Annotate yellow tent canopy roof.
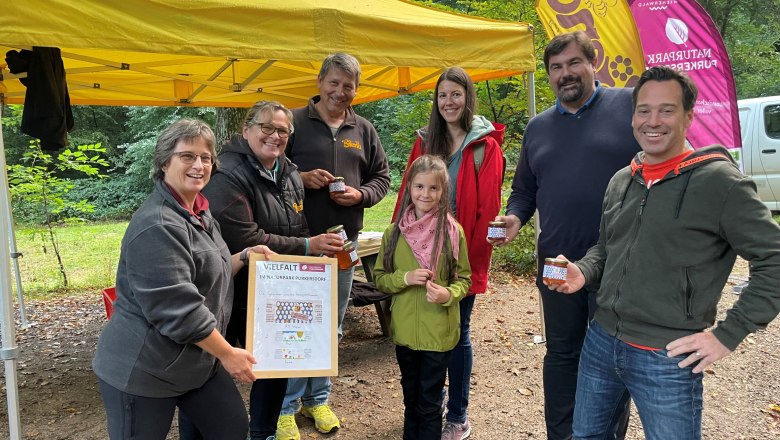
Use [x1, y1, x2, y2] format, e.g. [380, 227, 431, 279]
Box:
[0, 0, 535, 108]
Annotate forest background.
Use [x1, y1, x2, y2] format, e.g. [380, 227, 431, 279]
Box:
[3, 0, 780, 296]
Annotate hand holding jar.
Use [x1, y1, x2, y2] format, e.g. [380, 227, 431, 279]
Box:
[542, 254, 586, 294]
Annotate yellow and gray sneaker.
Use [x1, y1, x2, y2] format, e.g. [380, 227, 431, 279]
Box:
[275, 414, 300, 440]
[301, 404, 340, 433]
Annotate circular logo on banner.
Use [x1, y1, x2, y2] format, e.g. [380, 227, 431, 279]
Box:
[666, 18, 689, 45]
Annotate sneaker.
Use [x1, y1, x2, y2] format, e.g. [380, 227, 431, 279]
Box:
[301, 404, 341, 433]
[275, 414, 300, 440]
[441, 418, 471, 440]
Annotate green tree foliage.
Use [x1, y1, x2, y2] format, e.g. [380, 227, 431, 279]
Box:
[7, 140, 109, 287]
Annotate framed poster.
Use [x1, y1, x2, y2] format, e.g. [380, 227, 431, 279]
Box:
[246, 253, 338, 378]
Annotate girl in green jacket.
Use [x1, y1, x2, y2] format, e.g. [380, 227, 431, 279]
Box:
[374, 155, 471, 440]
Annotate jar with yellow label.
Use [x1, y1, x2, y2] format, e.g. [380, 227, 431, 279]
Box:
[542, 258, 568, 285]
[336, 240, 359, 270]
[329, 177, 346, 194]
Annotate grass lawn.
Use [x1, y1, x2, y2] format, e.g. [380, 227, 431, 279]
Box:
[11, 194, 398, 298]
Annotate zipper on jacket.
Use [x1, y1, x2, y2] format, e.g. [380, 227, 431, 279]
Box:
[684, 267, 695, 319]
[611, 183, 650, 340]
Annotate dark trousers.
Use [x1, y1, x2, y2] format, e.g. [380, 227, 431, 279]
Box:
[98, 366, 247, 440]
[539, 281, 630, 440]
[179, 377, 288, 440]
[395, 345, 452, 440]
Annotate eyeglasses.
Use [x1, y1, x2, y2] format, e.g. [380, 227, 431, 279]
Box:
[173, 151, 213, 166]
[257, 123, 291, 138]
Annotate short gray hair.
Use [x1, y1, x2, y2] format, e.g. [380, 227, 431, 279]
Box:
[152, 119, 217, 181]
[243, 100, 294, 133]
[319, 52, 361, 85]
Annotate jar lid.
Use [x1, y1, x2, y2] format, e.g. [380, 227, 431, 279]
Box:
[332, 176, 344, 182]
[544, 257, 568, 264]
[488, 221, 506, 227]
[327, 225, 344, 233]
[342, 240, 354, 250]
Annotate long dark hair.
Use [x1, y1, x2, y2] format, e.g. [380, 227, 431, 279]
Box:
[424, 67, 477, 158]
[383, 155, 457, 278]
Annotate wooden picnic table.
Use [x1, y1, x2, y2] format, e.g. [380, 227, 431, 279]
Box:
[355, 233, 391, 337]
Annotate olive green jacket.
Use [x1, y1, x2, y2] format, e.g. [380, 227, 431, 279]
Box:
[374, 224, 471, 352]
[577, 145, 780, 350]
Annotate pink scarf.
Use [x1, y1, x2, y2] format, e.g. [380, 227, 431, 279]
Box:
[398, 205, 460, 272]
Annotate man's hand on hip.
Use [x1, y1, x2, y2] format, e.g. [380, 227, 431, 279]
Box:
[666, 331, 733, 374]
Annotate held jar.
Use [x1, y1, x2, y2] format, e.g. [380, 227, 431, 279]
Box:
[326, 224, 349, 242]
[542, 258, 568, 285]
[487, 221, 507, 242]
[329, 177, 346, 194]
[336, 240, 359, 270]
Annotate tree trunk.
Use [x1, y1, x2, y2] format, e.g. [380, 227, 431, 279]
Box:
[214, 107, 247, 147]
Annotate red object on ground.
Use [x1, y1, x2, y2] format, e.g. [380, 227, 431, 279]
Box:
[102, 287, 116, 319]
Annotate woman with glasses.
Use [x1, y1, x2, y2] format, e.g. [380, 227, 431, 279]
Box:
[93, 119, 275, 439]
[195, 101, 344, 440]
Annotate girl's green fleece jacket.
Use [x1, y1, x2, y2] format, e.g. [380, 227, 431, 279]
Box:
[373, 224, 471, 352]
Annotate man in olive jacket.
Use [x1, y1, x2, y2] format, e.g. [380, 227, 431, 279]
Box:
[549, 66, 780, 440]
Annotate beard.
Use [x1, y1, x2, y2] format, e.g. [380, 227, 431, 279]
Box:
[555, 75, 585, 103]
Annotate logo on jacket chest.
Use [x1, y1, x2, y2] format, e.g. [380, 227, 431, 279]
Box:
[342, 139, 362, 150]
[293, 200, 304, 213]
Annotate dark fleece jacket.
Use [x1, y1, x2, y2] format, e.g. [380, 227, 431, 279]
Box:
[577, 145, 780, 350]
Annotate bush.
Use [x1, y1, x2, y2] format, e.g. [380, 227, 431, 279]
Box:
[491, 216, 537, 275]
[61, 176, 149, 221]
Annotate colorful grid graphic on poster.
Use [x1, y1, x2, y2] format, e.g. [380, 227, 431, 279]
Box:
[251, 259, 334, 372]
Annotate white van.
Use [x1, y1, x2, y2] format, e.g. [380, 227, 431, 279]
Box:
[738, 96, 780, 213]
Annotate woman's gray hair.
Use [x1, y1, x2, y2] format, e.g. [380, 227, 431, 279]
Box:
[319, 52, 361, 85]
[152, 119, 217, 181]
[243, 100, 294, 132]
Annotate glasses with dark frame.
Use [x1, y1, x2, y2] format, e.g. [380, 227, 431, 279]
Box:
[173, 151, 214, 166]
[257, 123, 292, 138]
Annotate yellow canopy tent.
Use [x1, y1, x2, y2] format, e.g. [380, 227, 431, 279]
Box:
[0, 1, 535, 439]
[0, 0, 534, 108]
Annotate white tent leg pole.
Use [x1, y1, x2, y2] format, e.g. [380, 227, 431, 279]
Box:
[1, 105, 24, 440]
[526, 71, 546, 344]
[6, 202, 28, 328]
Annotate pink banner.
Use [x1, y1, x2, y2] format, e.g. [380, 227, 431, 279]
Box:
[629, 0, 741, 149]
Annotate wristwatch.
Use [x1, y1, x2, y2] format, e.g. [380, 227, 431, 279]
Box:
[240, 248, 250, 264]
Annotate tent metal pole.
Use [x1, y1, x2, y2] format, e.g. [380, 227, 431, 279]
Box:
[526, 71, 546, 343]
[1, 104, 24, 440]
[6, 201, 28, 328]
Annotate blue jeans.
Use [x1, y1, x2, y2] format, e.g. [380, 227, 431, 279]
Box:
[574, 322, 703, 440]
[444, 293, 475, 424]
[280, 266, 354, 414]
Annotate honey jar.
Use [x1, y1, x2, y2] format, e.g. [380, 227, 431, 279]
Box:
[487, 221, 507, 242]
[542, 258, 568, 285]
[329, 177, 346, 193]
[326, 224, 348, 242]
[336, 240, 359, 270]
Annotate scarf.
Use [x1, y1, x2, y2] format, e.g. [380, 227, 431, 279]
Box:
[398, 205, 460, 273]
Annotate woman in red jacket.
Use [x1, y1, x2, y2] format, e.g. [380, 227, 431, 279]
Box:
[393, 67, 504, 440]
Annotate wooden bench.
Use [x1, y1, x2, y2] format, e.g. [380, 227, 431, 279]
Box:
[353, 234, 392, 337]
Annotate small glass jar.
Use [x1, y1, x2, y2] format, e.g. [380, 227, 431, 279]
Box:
[487, 221, 507, 242]
[329, 177, 346, 193]
[326, 224, 348, 242]
[542, 258, 568, 285]
[336, 240, 359, 270]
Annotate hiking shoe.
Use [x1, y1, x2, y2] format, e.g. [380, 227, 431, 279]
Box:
[441, 418, 471, 440]
[301, 404, 341, 433]
[275, 415, 300, 440]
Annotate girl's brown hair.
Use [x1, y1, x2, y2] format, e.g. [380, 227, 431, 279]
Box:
[383, 155, 457, 278]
